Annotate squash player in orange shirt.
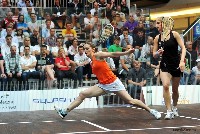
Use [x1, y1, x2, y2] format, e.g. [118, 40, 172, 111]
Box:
[54, 42, 161, 120]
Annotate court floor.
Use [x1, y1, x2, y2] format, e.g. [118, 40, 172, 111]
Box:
[0, 104, 200, 134]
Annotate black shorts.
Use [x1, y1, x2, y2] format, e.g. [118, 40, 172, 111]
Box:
[160, 62, 183, 77]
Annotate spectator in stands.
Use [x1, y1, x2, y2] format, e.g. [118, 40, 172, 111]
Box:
[16, 28, 24, 47]
[113, 13, 124, 30]
[133, 28, 145, 59]
[1, 35, 19, 58]
[12, 8, 21, 22]
[55, 47, 78, 89]
[52, 0, 66, 29]
[34, 37, 50, 56]
[17, 14, 29, 34]
[111, 21, 122, 36]
[62, 22, 77, 43]
[140, 36, 154, 59]
[36, 45, 56, 88]
[116, 5, 125, 20]
[21, 0, 35, 15]
[123, 13, 138, 35]
[20, 37, 34, 56]
[92, 24, 101, 49]
[1, 25, 19, 45]
[42, 13, 55, 29]
[120, 0, 129, 16]
[0, 0, 11, 21]
[191, 59, 200, 85]
[21, 46, 44, 90]
[68, 38, 79, 61]
[52, 37, 68, 58]
[67, 0, 84, 30]
[45, 28, 57, 49]
[90, 2, 100, 16]
[149, 20, 159, 39]
[118, 45, 135, 79]
[64, 34, 74, 49]
[0, 47, 6, 90]
[127, 60, 147, 99]
[30, 28, 39, 46]
[119, 27, 133, 48]
[84, 12, 94, 33]
[145, 45, 159, 85]
[42, 20, 51, 38]
[24, 7, 33, 23]
[1, 11, 17, 30]
[17, 0, 33, 7]
[28, 13, 39, 34]
[98, 0, 107, 8]
[4, 45, 22, 90]
[185, 41, 198, 69]
[102, 48, 117, 75]
[74, 45, 91, 86]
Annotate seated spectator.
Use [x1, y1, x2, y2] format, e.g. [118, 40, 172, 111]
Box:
[108, 36, 122, 68]
[27, 13, 39, 34]
[0, 47, 6, 90]
[42, 20, 52, 38]
[17, 14, 29, 34]
[4, 46, 22, 90]
[120, 0, 129, 16]
[118, 45, 135, 79]
[62, 22, 77, 43]
[74, 45, 91, 86]
[21, 0, 35, 15]
[20, 46, 44, 90]
[84, 11, 94, 39]
[52, 0, 66, 29]
[51, 37, 68, 58]
[149, 20, 159, 39]
[133, 28, 145, 59]
[1, 35, 19, 58]
[1, 11, 16, 30]
[127, 60, 147, 99]
[0, 0, 11, 22]
[20, 37, 35, 56]
[190, 59, 200, 85]
[123, 13, 138, 35]
[36, 45, 56, 88]
[102, 48, 117, 75]
[119, 27, 133, 48]
[68, 38, 79, 60]
[140, 36, 154, 59]
[90, 2, 100, 16]
[55, 47, 77, 89]
[34, 37, 50, 56]
[16, 28, 25, 46]
[41, 13, 55, 29]
[0, 25, 19, 46]
[67, 0, 84, 29]
[24, 7, 33, 23]
[114, 13, 124, 29]
[17, 0, 33, 7]
[12, 8, 21, 22]
[45, 28, 57, 50]
[30, 28, 39, 46]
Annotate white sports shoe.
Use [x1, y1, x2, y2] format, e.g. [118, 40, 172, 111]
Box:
[172, 107, 179, 116]
[150, 109, 161, 120]
[164, 111, 174, 120]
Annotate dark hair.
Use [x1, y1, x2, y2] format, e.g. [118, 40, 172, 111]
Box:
[78, 45, 84, 49]
[24, 45, 30, 49]
[18, 15, 24, 23]
[6, 35, 12, 38]
[41, 45, 47, 49]
[114, 36, 120, 40]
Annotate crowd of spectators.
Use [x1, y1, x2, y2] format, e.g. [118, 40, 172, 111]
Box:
[0, 0, 199, 98]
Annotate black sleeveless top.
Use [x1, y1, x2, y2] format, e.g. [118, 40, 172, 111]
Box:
[158, 31, 182, 76]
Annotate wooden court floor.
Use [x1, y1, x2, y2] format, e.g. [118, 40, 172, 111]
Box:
[0, 104, 200, 134]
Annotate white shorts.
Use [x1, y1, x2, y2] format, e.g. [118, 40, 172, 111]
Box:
[97, 78, 125, 93]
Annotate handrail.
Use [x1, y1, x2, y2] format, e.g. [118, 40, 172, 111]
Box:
[183, 17, 200, 37]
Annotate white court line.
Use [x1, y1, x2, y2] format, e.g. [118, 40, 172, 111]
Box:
[0, 123, 8, 125]
[81, 120, 110, 131]
[18, 122, 32, 124]
[42, 121, 55, 123]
